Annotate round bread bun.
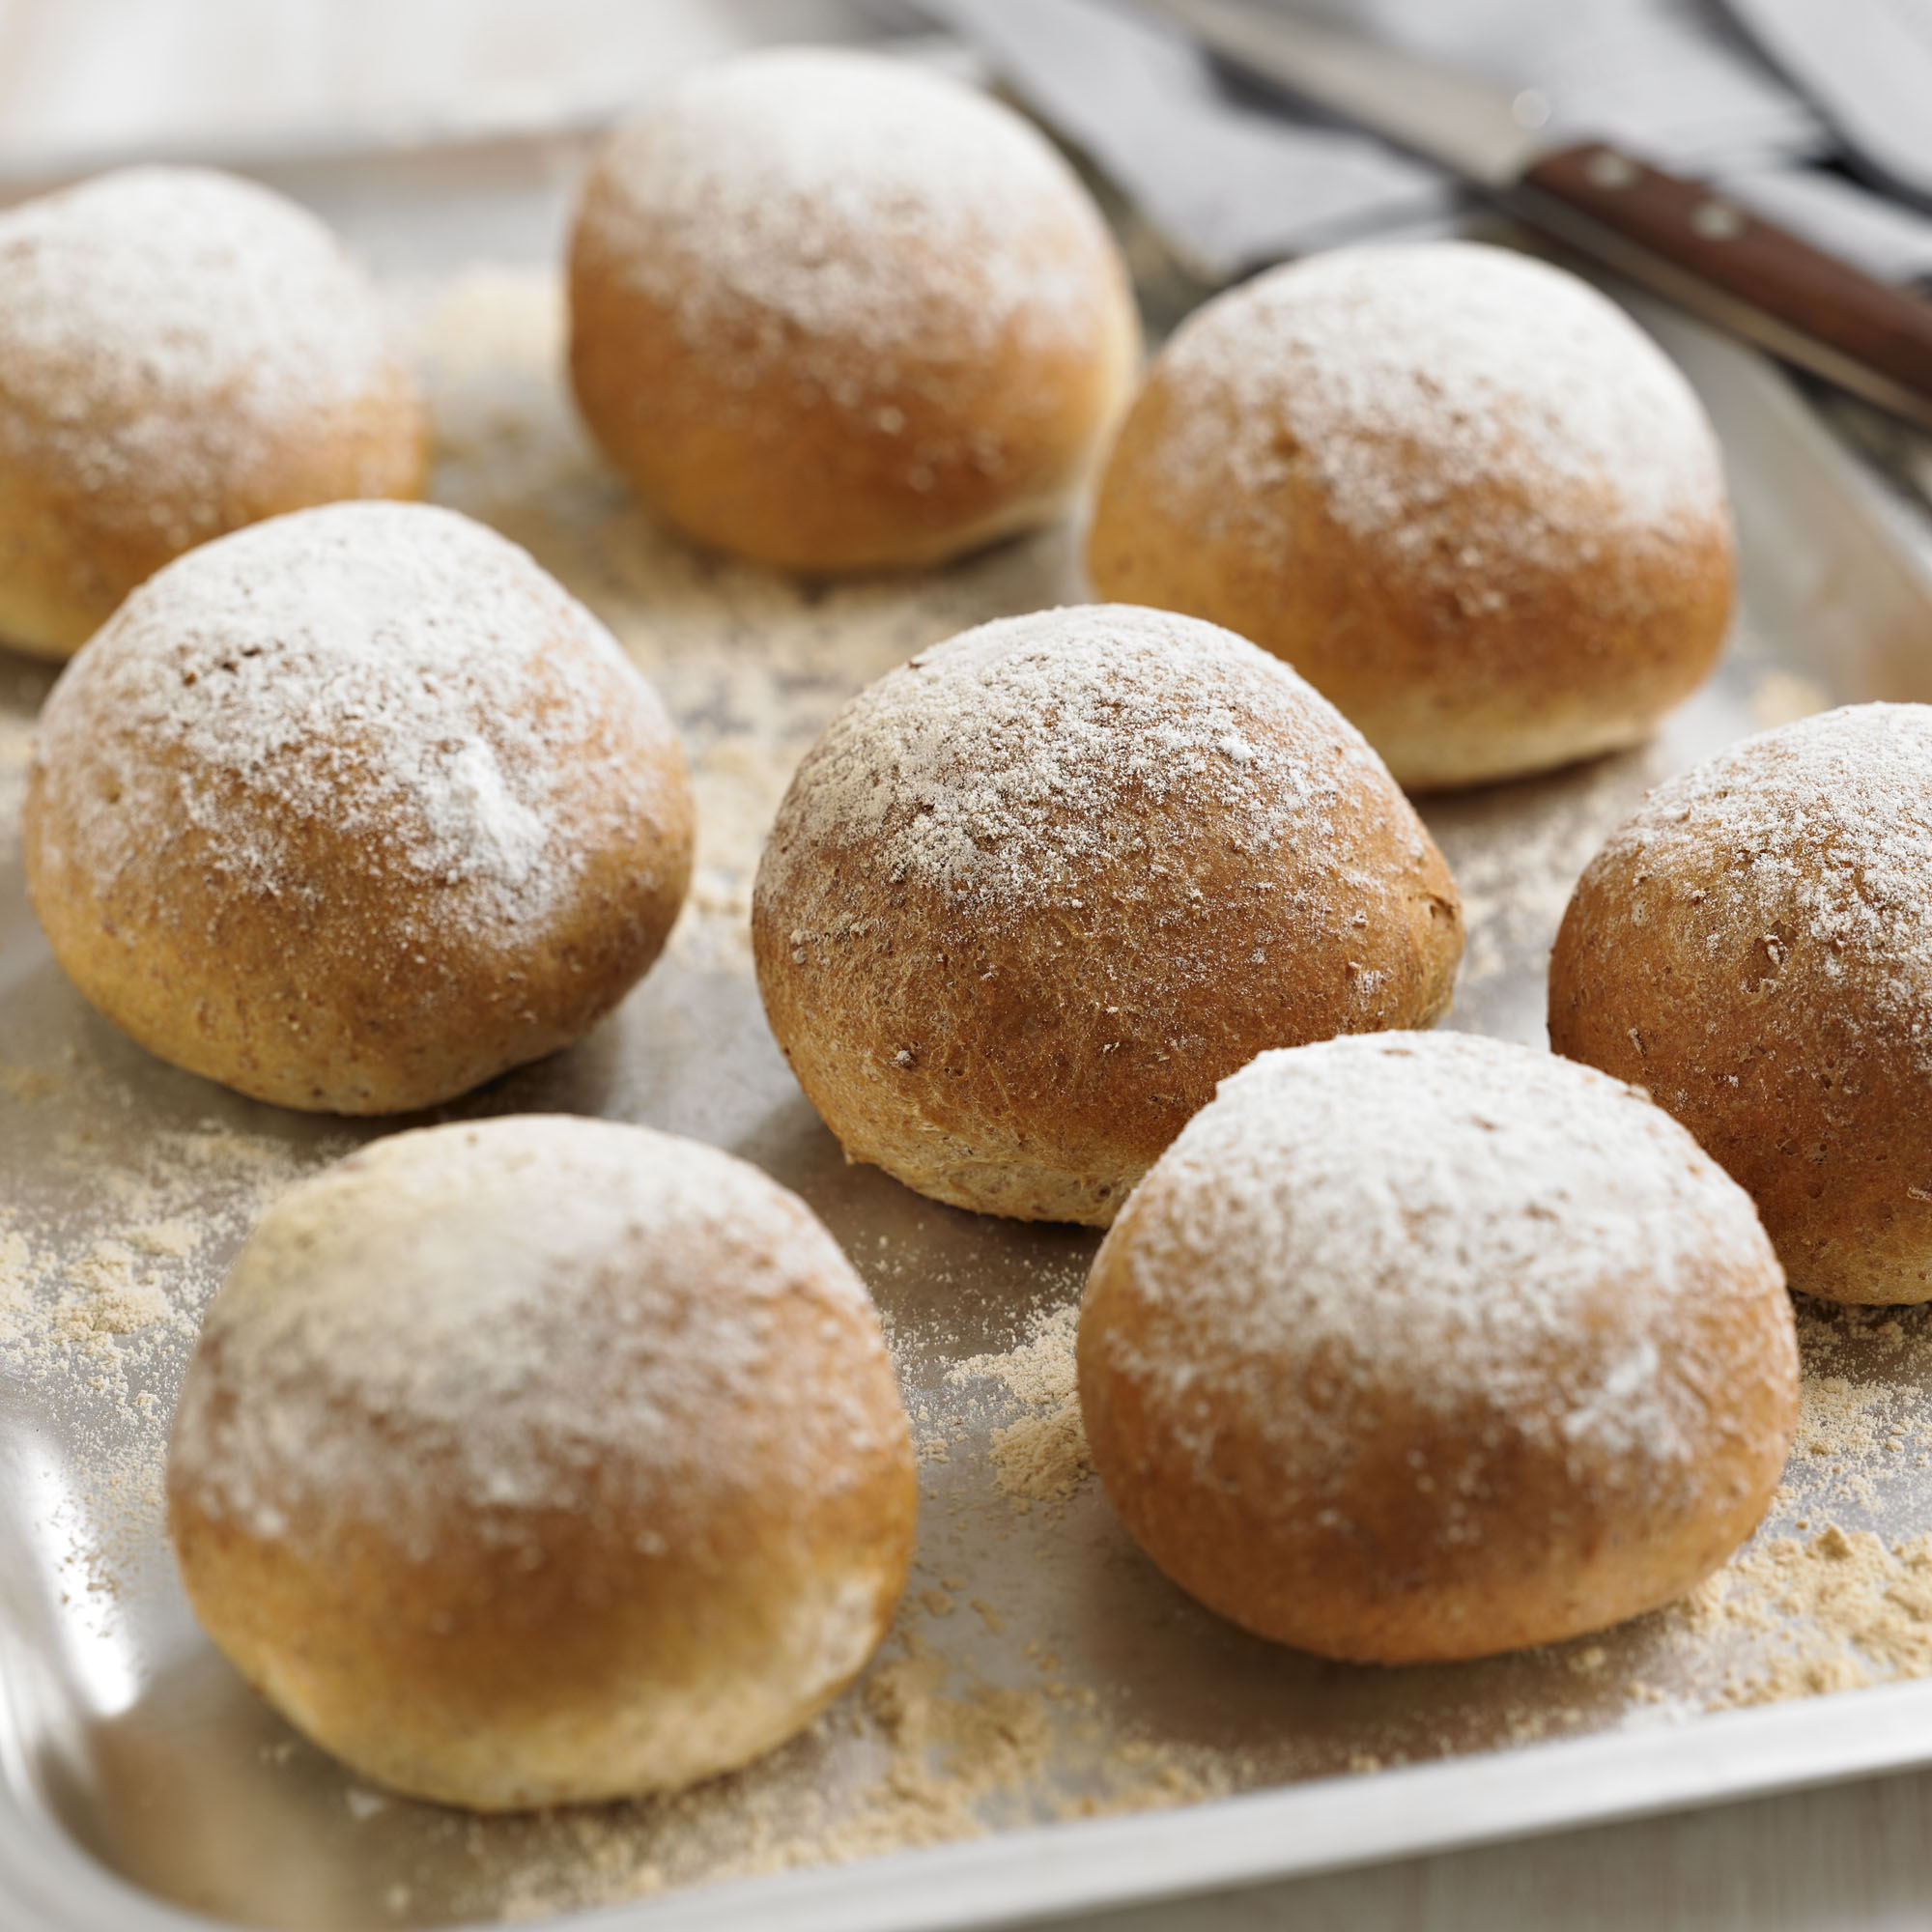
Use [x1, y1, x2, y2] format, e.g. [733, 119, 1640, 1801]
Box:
[0, 166, 428, 662]
[1078, 1031, 1797, 1664]
[167, 1115, 917, 1810]
[25, 500, 692, 1114]
[1550, 703, 1932, 1305]
[1087, 242, 1734, 790]
[567, 46, 1140, 572]
[752, 604, 1463, 1225]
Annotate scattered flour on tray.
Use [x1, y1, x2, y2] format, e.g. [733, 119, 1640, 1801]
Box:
[0, 1118, 327, 1399]
[0, 712, 37, 865]
[5, 260, 1932, 1926]
[949, 1301, 1092, 1511]
[0, 1085, 346, 1602]
[1637, 1298, 1932, 1706]
[479, 1626, 1233, 1925]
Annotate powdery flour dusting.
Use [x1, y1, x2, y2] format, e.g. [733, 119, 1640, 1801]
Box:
[949, 1301, 1091, 1510]
[1151, 242, 1723, 555]
[583, 46, 1105, 372]
[1099, 1032, 1783, 1474]
[32, 500, 631, 943]
[1151, 242, 1716, 549]
[0, 167, 397, 533]
[1575, 703, 1932, 1055]
[764, 604, 1378, 916]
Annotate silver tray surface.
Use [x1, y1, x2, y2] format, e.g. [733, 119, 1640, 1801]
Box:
[3, 115, 1932, 1932]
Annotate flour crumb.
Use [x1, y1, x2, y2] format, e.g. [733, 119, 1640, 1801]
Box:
[128, 1219, 200, 1260]
[949, 1301, 1093, 1511]
[58, 1240, 172, 1337]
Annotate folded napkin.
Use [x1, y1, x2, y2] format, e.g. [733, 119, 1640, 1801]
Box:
[925, 0, 1452, 277]
[922, 0, 1932, 285]
[1726, 0, 1932, 207]
[920, 0, 1932, 569]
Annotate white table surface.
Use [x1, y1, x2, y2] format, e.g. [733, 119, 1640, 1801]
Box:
[3, 2, 1928, 1925]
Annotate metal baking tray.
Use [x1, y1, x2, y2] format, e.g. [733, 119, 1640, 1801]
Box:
[4, 103, 1932, 1932]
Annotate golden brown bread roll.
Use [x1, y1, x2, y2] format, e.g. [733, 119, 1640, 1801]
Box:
[0, 166, 427, 661]
[568, 46, 1140, 572]
[753, 604, 1463, 1225]
[25, 501, 692, 1113]
[1550, 702, 1932, 1305]
[167, 1115, 917, 1811]
[1078, 1032, 1797, 1663]
[1087, 242, 1734, 790]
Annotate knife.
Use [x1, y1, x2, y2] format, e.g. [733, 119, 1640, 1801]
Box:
[1141, 0, 1932, 431]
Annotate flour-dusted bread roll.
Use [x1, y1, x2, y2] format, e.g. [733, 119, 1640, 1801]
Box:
[1551, 703, 1932, 1305]
[1078, 1032, 1797, 1664]
[1088, 242, 1733, 789]
[568, 46, 1140, 572]
[753, 605, 1463, 1225]
[25, 501, 692, 1113]
[0, 166, 427, 661]
[167, 1116, 917, 1811]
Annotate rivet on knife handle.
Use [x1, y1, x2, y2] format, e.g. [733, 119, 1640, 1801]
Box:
[1514, 143, 1932, 430]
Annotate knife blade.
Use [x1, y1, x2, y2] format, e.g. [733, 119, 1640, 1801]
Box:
[1143, 0, 1932, 431]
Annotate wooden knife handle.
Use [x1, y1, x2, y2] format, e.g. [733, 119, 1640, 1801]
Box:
[1516, 142, 1932, 428]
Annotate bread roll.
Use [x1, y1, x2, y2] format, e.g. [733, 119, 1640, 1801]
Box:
[568, 46, 1140, 572]
[753, 604, 1463, 1224]
[1088, 242, 1733, 789]
[1078, 1032, 1797, 1663]
[25, 501, 692, 1113]
[167, 1116, 917, 1810]
[1551, 702, 1932, 1305]
[0, 166, 426, 661]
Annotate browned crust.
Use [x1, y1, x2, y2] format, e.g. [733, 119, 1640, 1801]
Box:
[1086, 348, 1734, 791]
[0, 361, 429, 662]
[1550, 824, 1932, 1307]
[24, 635, 693, 1115]
[1078, 1173, 1797, 1665]
[753, 686, 1463, 1227]
[168, 1244, 916, 1810]
[565, 153, 1139, 574]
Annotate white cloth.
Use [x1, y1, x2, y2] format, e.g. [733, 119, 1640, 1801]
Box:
[1726, 0, 1932, 206]
[932, 0, 1454, 277]
[919, 0, 1932, 285]
[1292, 0, 1826, 169]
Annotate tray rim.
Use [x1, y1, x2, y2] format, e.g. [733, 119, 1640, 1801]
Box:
[8, 1671, 1932, 1932]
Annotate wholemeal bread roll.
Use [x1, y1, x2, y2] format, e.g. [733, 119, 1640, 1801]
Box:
[1550, 703, 1932, 1305]
[753, 604, 1463, 1225]
[0, 166, 426, 661]
[1079, 1032, 1797, 1663]
[1087, 242, 1733, 789]
[167, 1116, 917, 1811]
[25, 501, 692, 1113]
[568, 46, 1140, 572]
